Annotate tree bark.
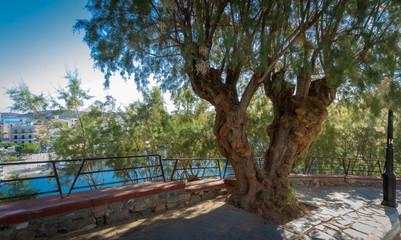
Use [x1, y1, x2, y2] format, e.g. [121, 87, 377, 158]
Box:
[215, 76, 335, 223]
[260, 76, 336, 221]
[188, 62, 335, 223]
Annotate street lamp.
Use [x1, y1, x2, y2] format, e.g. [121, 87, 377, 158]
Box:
[382, 109, 397, 208]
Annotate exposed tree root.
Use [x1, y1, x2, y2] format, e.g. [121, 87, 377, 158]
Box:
[225, 193, 316, 225]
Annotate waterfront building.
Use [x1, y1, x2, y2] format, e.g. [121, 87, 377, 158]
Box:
[1, 117, 31, 141]
[8, 125, 36, 145]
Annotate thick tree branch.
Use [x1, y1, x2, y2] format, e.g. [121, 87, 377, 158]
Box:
[207, 0, 229, 47]
[239, 73, 260, 112]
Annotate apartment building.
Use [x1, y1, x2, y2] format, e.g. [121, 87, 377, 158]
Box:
[9, 125, 36, 145]
[0, 116, 31, 141]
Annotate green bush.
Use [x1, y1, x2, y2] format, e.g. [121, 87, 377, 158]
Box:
[15, 143, 41, 154]
[0, 142, 17, 149]
[0, 173, 38, 203]
[1, 156, 19, 162]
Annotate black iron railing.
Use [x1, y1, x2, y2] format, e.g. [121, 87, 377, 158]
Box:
[222, 157, 264, 178]
[0, 159, 63, 201]
[0, 154, 164, 201]
[3, 155, 401, 202]
[165, 158, 226, 181]
[66, 155, 165, 195]
[293, 157, 401, 176]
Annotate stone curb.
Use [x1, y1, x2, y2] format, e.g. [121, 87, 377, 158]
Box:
[382, 205, 401, 240]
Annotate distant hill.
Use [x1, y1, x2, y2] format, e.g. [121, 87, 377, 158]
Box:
[0, 112, 29, 118]
[1, 111, 78, 119]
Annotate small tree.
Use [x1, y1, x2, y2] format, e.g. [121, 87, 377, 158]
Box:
[15, 143, 41, 155]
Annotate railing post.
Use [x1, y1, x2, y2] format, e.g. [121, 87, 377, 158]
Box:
[341, 158, 346, 175]
[51, 161, 63, 198]
[346, 158, 352, 176]
[217, 159, 222, 179]
[307, 157, 315, 174]
[170, 159, 178, 181]
[158, 155, 166, 182]
[382, 109, 397, 208]
[67, 159, 86, 196]
[223, 159, 228, 178]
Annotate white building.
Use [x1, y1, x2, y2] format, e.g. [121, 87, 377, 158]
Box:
[9, 125, 36, 145]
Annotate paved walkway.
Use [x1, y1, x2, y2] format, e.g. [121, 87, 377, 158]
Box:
[64, 187, 401, 240]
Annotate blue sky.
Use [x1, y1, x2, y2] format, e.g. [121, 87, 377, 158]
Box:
[0, 0, 155, 113]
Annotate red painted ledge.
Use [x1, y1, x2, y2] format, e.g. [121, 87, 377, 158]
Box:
[184, 179, 225, 193]
[0, 180, 185, 226]
[288, 174, 345, 179]
[224, 174, 401, 185]
[224, 177, 236, 187]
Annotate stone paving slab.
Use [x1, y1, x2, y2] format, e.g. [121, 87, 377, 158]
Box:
[63, 187, 401, 240]
[291, 187, 401, 239]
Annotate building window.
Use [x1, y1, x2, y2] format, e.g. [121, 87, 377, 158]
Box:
[29, 140, 31, 143]
[22, 135, 25, 139]
[29, 135, 32, 138]
[14, 136, 17, 139]
[21, 141, 25, 144]
[14, 141, 17, 144]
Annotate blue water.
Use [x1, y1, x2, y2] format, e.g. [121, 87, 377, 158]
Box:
[1, 170, 157, 198]
[1, 159, 225, 199]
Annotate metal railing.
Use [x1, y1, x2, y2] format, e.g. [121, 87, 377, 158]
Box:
[222, 157, 264, 178]
[165, 158, 226, 181]
[2, 155, 400, 202]
[293, 157, 401, 176]
[66, 155, 165, 195]
[0, 154, 164, 202]
[0, 159, 63, 201]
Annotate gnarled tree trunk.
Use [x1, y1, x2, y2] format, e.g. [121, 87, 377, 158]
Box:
[188, 63, 335, 223]
[259, 77, 336, 221]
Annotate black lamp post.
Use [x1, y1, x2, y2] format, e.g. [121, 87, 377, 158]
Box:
[382, 109, 397, 208]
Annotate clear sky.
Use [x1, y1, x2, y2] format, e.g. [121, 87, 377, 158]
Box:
[0, 0, 160, 113]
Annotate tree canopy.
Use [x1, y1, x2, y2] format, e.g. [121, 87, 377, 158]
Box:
[15, 143, 41, 155]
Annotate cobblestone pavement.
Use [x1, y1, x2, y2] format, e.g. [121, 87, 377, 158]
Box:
[65, 187, 401, 240]
[290, 187, 401, 239]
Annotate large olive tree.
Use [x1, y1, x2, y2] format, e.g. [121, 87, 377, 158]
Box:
[76, 0, 401, 221]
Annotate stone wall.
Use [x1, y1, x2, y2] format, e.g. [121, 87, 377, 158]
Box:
[0, 184, 226, 240]
[288, 175, 386, 188]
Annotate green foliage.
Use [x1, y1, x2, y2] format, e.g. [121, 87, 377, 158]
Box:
[0, 173, 38, 203]
[246, 89, 273, 157]
[1, 156, 19, 162]
[0, 142, 17, 149]
[15, 143, 41, 155]
[75, 1, 401, 97]
[76, 1, 401, 168]
[283, 188, 298, 207]
[8, 73, 220, 186]
[168, 87, 219, 158]
[39, 130, 52, 147]
[296, 99, 393, 176]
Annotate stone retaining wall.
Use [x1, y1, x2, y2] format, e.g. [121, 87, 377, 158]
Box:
[0, 181, 226, 240]
[288, 174, 391, 188]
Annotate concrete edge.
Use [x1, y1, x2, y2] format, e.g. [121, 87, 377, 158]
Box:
[383, 207, 401, 240]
